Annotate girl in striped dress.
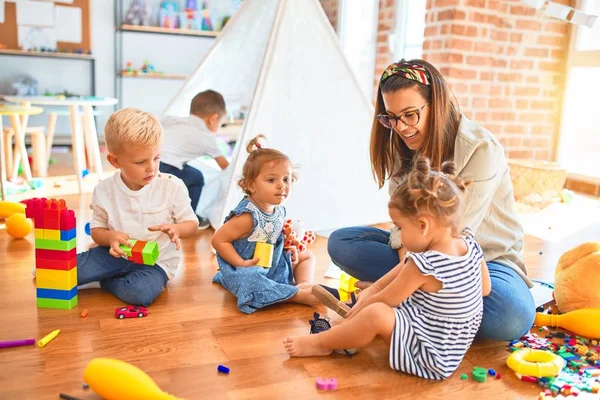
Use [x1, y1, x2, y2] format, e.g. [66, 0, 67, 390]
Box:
[283, 157, 491, 380]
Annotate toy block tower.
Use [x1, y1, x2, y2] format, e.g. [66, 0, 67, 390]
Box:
[23, 198, 78, 310]
[120, 239, 159, 265]
[338, 272, 359, 302]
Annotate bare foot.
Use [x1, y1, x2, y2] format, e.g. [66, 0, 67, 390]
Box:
[289, 287, 320, 306]
[296, 282, 314, 289]
[283, 335, 332, 357]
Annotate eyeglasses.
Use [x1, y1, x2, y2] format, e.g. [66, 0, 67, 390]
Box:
[377, 103, 429, 129]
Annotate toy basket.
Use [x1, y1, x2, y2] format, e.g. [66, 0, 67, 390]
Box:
[508, 159, 567, 199]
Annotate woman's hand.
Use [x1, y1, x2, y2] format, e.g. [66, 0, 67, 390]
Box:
[346, 285, 380, 319]
[108, 231, 131, 258]
[148, 224, 181, 250]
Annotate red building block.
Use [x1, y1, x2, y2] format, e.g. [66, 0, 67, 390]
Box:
[23, 198, 46, 228]
[42, 199, 66, 230]
[36, 248, 76, 261]
[131, 241, 146, 264]
[36, 257, 77, 271]
[59, 209, 76, 231]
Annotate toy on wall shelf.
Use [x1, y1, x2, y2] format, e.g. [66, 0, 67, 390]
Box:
[200, 1, 213, 31]
[119, 239, 159, 265]
[124, 0, 152, 26]
[115, 305, 148, 319]
[534, 308, 600, 338]
[159, 1, 178, 28]
[23, 197, 78, 310]
[121, 61, 165, 78]
[83, 358, 183, 400]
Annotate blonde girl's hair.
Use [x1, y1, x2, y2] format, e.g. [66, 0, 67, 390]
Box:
[389, 157, 470, 235]
[238, 134, 296, 195]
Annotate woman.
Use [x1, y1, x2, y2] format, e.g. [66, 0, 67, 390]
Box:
[328, 59, 534, 341]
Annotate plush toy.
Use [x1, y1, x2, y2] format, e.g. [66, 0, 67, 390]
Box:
[282, 219, 316, 253]
[554, 241, 600, 313]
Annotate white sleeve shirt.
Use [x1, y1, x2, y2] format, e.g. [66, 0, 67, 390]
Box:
[90, 172, 198, 278]
[160, 115, 223, 169]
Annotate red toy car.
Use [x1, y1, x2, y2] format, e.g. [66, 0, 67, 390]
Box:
[115, 305, 148, 319]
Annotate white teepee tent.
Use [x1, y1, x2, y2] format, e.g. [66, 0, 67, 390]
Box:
[163, 0, 390, 231]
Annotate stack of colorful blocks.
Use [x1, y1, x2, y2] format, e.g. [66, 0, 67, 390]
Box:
[23, 198, 78, 310]
[338, 272, 359, 302]
[119, 239, 159, 265]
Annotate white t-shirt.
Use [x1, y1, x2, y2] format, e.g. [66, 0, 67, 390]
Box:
[89, 172, 198, 278]
[160, 114, 223, 169]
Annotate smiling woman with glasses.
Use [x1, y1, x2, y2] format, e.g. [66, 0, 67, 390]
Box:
[324, 59, 536, 345]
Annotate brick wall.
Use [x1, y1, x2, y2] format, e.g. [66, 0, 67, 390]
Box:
[374, 0, 399, 96]
[319, 0, 340, 32]
[422, 0, 572, 161]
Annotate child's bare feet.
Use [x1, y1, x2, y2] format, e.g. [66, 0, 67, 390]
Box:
[289, 287, 320, 306]
[283, 335, 332, 357]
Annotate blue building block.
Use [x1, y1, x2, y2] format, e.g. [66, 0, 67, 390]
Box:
[37, 287, 78, 300]
[60, 228, 77, 241]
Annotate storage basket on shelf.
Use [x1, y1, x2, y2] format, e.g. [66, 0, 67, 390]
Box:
[507, 159, 567, 200]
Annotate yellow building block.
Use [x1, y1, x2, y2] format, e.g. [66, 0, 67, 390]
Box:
[36, 267, 77, 291]
[35, 229, 44, 239]
[340, 272, 359, 293]
[43, 229, 61, 240]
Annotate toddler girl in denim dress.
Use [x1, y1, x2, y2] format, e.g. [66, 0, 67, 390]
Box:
[212, 135, 317, 314]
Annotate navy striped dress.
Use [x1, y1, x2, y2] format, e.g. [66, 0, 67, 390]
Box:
[390, 227, 484, 380]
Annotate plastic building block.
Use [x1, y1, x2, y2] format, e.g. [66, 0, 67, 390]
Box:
[316, 378, 338, 390]
[59, 209, 76, 230]
[35, 228, 44, 239]
[488, 369, 496, 376]
[81, 309, 89, 318]
[35, 238, 76, 252]
[461, 374, 468, 380]
[37, 296, 78, 310]
[339, 273, 359, 293]
[120, 239, 159, 265]
[36, 267, 77, 290]
[43, 229, 61, 240]
[217, 365, 230, 373]
[36, 248, 77, 261]
[37, 287, 77, 301]
[37, 329, 60, 347]
[472, 367, 488, 382]
[60, 228, 76, 241]
[85, 222, 91, 236]
[36, 257, 77, 271]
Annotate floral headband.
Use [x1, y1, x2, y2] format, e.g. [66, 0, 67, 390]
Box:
[380, 62, 431, 86]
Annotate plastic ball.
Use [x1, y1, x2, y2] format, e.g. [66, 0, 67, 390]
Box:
[85, 222, 91, 236]
[6, 213, 33, 239]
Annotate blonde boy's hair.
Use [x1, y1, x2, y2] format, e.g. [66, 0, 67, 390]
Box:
[104, 108, 163, 153]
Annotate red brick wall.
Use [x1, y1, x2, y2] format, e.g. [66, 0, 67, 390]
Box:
[319, 0, 340, 32]
[374, 0, 399, 96]
[422, 0, 572, 161]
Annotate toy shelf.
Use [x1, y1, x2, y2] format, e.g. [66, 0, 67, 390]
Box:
[119, 24, 219, 38]
[0, 49, 95, 60]
[119, 73, 187, 80]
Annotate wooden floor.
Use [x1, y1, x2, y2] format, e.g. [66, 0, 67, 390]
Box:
[1, 155, 599, 399]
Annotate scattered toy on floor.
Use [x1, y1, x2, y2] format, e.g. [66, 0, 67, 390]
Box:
[115, 305, 148, 319]
[80, 309, 89, 318]
[554, 242, 600, 313]
[37, 329, 60, 348]
[316, 377, 337, 390]
[0, 338, 35, 349]
[5, 213, 33, 239]
[217, 364, 230, 374]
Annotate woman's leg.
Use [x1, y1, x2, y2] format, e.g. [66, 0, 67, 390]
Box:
[283, 302, 395, 357]
[479, 262, 535, 340]
[327, 227, 399, 282]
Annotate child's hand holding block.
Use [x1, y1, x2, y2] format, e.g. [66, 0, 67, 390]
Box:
[253, 242, 274, 268]
[119, 239, 159, 265]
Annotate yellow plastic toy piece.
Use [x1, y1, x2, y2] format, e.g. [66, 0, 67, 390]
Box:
[36, 268, 77, 290]
[42, 229, 61, 241]
[507, 349, 565, 378]
[0, 201, 26, 219]
[253, 242, 274, 268]
[84, 358, 183, 400]
[37, 329, 60, 348]
[534, 308, 600, 338]
[340, 272, 359, 293]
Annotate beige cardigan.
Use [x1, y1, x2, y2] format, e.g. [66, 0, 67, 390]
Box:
[388, 115, 532, 287]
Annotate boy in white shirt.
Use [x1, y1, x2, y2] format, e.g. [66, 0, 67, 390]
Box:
[77, 108, 199, 306]
[160, 90, 230, 230]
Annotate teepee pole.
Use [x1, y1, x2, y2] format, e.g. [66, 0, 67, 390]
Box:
[218, 0, 289, 224]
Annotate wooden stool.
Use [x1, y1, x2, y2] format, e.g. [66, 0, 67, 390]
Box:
[2, 126, 48, 177]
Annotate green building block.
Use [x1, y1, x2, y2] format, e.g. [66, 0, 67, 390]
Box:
[37, 296, 78, 310]
[35, 237, 77, 251]
[119, 239, 137, 258]
[142, 241, 159, 265]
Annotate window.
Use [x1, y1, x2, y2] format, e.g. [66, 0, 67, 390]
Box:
[557, 0, 600, 180]
[393, 0, 427, 61]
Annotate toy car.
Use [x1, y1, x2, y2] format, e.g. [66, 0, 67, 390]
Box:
[115, 305, 148, 319]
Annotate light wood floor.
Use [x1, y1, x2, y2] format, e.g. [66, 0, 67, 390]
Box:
[1, 155, 598, 399]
